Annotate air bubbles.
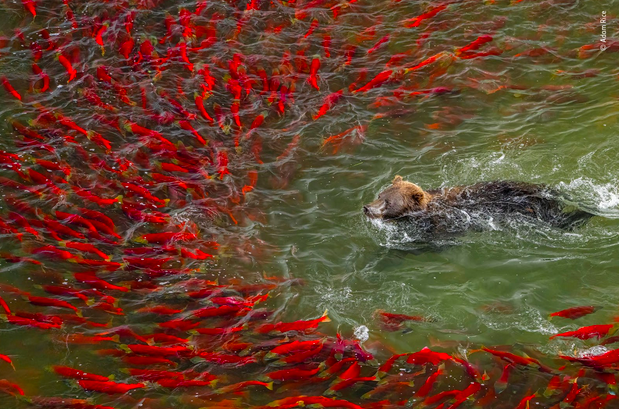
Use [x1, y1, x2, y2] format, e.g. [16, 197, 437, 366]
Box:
[354, 325, 369, 343]
[558, 178, 619, 212]
[578, 345, 609, 358]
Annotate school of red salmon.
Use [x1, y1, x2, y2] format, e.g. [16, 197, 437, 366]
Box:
[0, 0, 617, 408]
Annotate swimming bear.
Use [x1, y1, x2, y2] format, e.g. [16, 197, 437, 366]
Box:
[363, 176, 594, 239]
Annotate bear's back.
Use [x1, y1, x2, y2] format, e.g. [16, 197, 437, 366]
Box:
[433, 181, 558, 214]
[411, 180, 592, 234]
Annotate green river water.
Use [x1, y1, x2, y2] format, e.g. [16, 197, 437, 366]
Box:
[0, 0, 618, 407]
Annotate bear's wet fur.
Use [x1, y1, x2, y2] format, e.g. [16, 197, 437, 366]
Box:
[364, 176, 594, 239]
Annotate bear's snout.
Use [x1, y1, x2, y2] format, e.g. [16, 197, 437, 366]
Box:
[363, 201, 384, 219]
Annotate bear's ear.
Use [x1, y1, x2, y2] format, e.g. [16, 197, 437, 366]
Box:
[411, 190, 424, 203]
[392, 175, 403, 184]
[408, 184, 428, 207]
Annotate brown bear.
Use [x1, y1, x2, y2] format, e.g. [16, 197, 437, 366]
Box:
[363, 176, 593, 238]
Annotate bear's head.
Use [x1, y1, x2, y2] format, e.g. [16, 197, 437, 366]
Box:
[363, 175, 431, 220]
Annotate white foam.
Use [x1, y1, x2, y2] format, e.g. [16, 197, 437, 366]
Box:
[354, 325, 370, 343]
[578, 345, 609, 358]
[367, 218, 414, 246]
[558, 178, 619, 211]
[481, 307, 558, 335]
